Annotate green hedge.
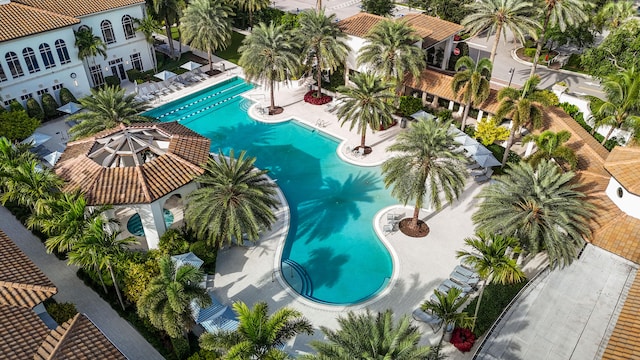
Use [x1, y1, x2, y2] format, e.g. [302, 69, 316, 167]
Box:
[43, 299, 78, 324]
[41, 93, 60, 120]
[0, 110, 39, 142]
[466, 281, 528, 337]
[523, 48, 537, 58]
[26, 98, 44, 121]
[159, 228, 190, 255]
[104, 75, 121, 87]
[59, 87, 78, 105]
[9, 100, 24, 112]
[398, 96, 423, 117]
[558, 102, 620, 150]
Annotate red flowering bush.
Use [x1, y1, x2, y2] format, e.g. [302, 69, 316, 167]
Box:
[304, 91, 332, 105]
[450, 327, 476, 352]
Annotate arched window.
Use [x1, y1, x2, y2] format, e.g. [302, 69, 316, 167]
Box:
[122, 15, 136, 39]
[78, 25, 90, 32]
[39, 44, 56, 69]
[55, 40, 71, 64]
[5, 52, 24, 78]
[101, 20, 116, 44]
[0, 63, 7, 82]
[22, 47, 40, 74]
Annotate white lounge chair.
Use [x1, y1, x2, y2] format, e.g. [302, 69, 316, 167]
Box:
[454, 265, 479, 279]
[412, 309, 443, 331]
[383, 224, 394, 233]
[450, 271, 479, 288]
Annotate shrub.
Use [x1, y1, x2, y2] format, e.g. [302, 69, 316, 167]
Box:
[559, 102, 580, 117]
[26, 98, 44, 121]
[104, 75, 121, 87]
[475, 117, 509, 145]
[466, 281, 527, 337]
[303, 90, 332, 105]
[41, 93, 61, 120]
[171, 336, 191, 360]
[9, 100, 24, 112]
[398, 96, 423, 117]
[159, 228, 190, 255]
[0, 110, 39, 142]
[487, 143, 521, 164]
[122, 252, 160, 304]
[59, 87, 78, 105]
[436, 109, 453, 122]
[44, 300, 78, 324]
[187, 350, 219, 360]
[450, 327, 476, 352]
[126, 69, 142, 83]
[524, 48, 537, 58]
[190, 240, 216, 272]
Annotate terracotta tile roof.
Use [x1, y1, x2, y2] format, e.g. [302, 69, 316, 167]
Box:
[34, 313, 126, 360]
[337, 12, 433, 39]
[602, 274, 640, 360]
[0, 305, 49, 359]
[55, 122, 210, 206]
[402, 13, 464, 48]
[604, 146, 640, 195]
[0, 2, 78, 42]
[13, 0, 145, 18]
[0, 230, 57, 308]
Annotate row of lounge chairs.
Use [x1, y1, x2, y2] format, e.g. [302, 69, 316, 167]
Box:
[135, 69, 211, 103]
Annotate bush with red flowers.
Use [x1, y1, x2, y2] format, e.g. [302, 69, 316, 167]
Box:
[304, 90, 332, 105]
[450, 327, 476, 352]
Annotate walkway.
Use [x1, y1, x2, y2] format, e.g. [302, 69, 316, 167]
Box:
[0, 207, 164, 360]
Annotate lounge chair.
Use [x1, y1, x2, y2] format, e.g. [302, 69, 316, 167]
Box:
[412, 309, 443, 331]
[454, 265, 479, 279]
[474, 169, 493, 184]
[387, 213, 402, 221]
[325, 100, 342, 113]
[383, 224, 394, 233]
[440, 279, 473, 294]
[450, 271, 479, 288]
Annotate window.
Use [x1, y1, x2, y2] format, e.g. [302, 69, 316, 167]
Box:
[52, 83, 63, 91]
[55, 40, 71, 65]
[22, 47, 40, 74]
[39, 44, 56, 69]
[122, 15, 136, 39]
[0, 63, 7, 82]
[89, 65, 105, 86]
[130, 53, 143, 71]
[78, 25, 90, 32]
[3, 98, 16, 107]
[20, 93, 33, 101]
[101, 20, 116, 44]
[5, 52, 24, 78]
[37, 88, 49, 96]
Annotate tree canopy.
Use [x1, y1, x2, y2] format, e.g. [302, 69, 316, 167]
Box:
[581, 20, 640, 79]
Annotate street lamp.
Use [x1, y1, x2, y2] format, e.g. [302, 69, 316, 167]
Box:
[508, 68, 515, 87]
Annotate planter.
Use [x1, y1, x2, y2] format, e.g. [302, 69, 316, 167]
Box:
[304, 91, 332, 105]
[450, 327, 476, 352]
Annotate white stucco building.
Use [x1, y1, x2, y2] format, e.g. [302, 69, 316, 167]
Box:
[0, 0, 154, 108]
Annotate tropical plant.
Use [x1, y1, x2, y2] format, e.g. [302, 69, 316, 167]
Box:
[0, 110, 40, 142]
[199, 301, 313, 358]
[1, 159, 62, 212]
[238, 0, 270, 28]
[180, 0, 234, 73]
[297, 9, 350, 99]
[474, 117, 510, 145]
[462, 0, 539, 64]
[134, 16, 161, 72]
[185, 150, 280, 251]
[522, 130, 577, 170]
[586, 67, 640, 144]
[74, 27, 107, 85]
[421, 288, 473, 352]
[303, 309, 433, 359]
[452, 56, 493, 130]
[67, 86, 149, 139]
[361, 0, 395, 16]
[456, 232, 526, 331]
[494, 75, 553, 166]
[41, 93, 61, 120]
[598, 1, 635, 30]
[152, 0, 182, 59]
[238, 22, 298, 113]
[335, 72, 395, 151]
[357, 19, 425, 93]
[59, 87, 78, 105]
[472, 159, 595, 268]
[26, 98, 44, 121]
[137, 255, 209, 338]
[0, 137, 36, 193]
[382, 119, 467, 234]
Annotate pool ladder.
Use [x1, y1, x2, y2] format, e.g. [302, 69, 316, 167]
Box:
[280, 259, 313, 298]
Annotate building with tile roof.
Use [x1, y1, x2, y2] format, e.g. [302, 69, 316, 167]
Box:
[0, 0, 154, 110]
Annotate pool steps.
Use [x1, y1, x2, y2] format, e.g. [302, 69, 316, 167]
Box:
[282, 259, 313, 298]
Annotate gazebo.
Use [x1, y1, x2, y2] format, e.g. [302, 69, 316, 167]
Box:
[54, 122, 211, 249]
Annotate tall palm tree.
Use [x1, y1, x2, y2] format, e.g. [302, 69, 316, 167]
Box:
[494, 75, 552, 166]
[462, 0, 539, 64]
[421, 288, 473, 352]
[200, 301, 313, 358]
[184, 150, 280, 251]
[357, 19, 425, 93]
[238, 22, 298, 113]
[303, 309, 433, 359]
[1, 159, 62, 212]
[456, 232, 526, 331]
[67, 86, 150, 139]
[152, 0, 182, 59]
[599, 0, 636, 29]
[134, 16, 161, 72]
[529, 0, 588, 77]
[472, 159, 595, 268]
[587, 67, 640, 144]
[522, 130, 577, 170]
[0, 136, 36, 191]
[297, 9, 350, 99]
[74, 27, 107, 87]
[238, 0, 270, 29]
[382, 120, 467, 234]
[335, 72, 395, 151]
[452, 56, 493, 131]
[137, 255, 210, 338]
[180, 0, 234, 74]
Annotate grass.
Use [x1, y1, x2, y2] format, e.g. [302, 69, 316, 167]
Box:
[213, 31, 246, 64]
[465, 281, 528, 337]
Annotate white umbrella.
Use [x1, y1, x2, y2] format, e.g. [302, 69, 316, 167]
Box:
[154, 70, 177, 80]
[454, 134, 478, 146]
[57, 102, 82, 114]
[473, 153, 501, 168]
[410, 110, 436, 121]
[171, 252, 204, 269]
[463, 142, 492, 156]
[180, 61, 203, 71]
[21, 132, 51, 146]
[43, 151, 63, 166]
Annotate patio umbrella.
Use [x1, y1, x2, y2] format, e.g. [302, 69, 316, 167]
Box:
[454, 133, 478, 146]
[180, 61, 203, 71]
[154, 70, 177, 80]
[473, 153, 501, 168]
[463, 142, 492, 156]
[21, 132, 51, 146]
[43, 151, 63, 166]
[171, 252, 204, 269]
[57, 102, 82, 114]
[410, 110, 436, 121]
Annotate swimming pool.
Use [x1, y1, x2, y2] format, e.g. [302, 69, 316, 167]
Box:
[146, 77, 394, 304]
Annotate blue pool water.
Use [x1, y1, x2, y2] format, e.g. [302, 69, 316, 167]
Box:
[146, 77, 394, 304]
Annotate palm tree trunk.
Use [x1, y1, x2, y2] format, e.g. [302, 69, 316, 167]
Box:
[461, 102, 471, 131]
[316, 0, 322, 11]
[472, 280, 488, 331]
[489, 23, 503, 64]
[411, 205, 420, 229]
[164, 16, 175, 59]
[249, 9, 254, 29]
[108, 263, 126, 311]
[602, 125, 616, 144]
[501, 128, 516, 167]
[316, 55, 323, 99]
[438, 322, 448, 350]
[95, 263, 108, 293]
[208, 48, 213, 74]
[270, 79, 275, 112]
[177, 26, 182, 56]
[360, 132, 366, 149]
[529, 14, 550, 78]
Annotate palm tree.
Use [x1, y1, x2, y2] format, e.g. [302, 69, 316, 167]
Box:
[180, 0, 234, 74]
[335, 72, 395, 152]
[137, 255, 210, 338]
[421, 288, 473, 352]
[0, 136, 36, 191]
[587, 67, 640, 144]
[74, 27, 107, 87]
[68, 218, 138, 310]
[357, 19, 425, 93]
[522, 130, 577, 170]
[472, 159, 595, 268]
[452, 56, 493, 131]
[456, 232, 526, 331]
[599, 1, 636, 29]
[1, 159, 62, 212]
[134, 16, 161, 72]
[461, 0, 539, 64]
[199, 301, 313, 358]
[238, 22, 298, 114]
[382, 120, 467, 234]
[152, 0, 182, 59]
[494, 75, 552, 166]
[529, 0, 588, 77]
[297, 9, 350, 99]
[303, 309, 433, 359]
[67, 86, 149, 139]
[238, 0, 270, 29]
[184, 150, 280, 251]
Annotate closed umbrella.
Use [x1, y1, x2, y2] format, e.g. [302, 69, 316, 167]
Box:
[43, 151, 63, 166]
[154, 70, 177, 80]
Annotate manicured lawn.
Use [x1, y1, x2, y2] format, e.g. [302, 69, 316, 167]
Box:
[213, 31, 245, 64]
[466, 281, 528, 337]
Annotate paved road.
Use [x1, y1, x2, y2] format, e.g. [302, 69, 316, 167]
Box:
[0, 206, 165, 360]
